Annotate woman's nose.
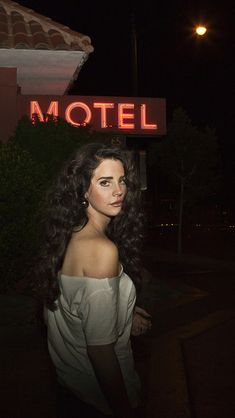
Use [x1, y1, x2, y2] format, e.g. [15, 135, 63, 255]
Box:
[113, 184, 123, 196]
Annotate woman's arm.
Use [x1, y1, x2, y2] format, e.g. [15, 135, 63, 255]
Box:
[76, 239, 134, 416]
[131, 306, 152, 336]
[87, 343, 134, 418]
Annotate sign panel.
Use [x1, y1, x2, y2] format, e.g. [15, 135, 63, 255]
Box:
[17, 95, 166, 136]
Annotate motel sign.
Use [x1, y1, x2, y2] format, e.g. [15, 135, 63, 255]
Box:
[0, 69, 166, 141]
[18, 95, 166, 136]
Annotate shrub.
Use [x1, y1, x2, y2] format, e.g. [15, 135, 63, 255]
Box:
[0, 142, 46, 291]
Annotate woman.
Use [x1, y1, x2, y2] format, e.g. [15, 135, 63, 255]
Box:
[35, 142, 151, 418]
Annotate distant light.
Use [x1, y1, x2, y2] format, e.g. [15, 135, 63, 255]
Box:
[196, 26, 207, 36]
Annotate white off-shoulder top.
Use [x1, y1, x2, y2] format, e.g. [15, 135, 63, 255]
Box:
[47, 265, 140, 415]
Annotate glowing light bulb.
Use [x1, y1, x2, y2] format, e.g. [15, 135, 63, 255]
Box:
[196, 26, 207, 36]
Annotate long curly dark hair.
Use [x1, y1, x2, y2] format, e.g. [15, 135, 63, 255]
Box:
[33, 142, 144, 310]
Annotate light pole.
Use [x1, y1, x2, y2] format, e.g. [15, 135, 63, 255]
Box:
[131, 11, 138, 96]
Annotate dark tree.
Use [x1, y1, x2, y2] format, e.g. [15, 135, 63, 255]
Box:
[149, 107, 221, 256]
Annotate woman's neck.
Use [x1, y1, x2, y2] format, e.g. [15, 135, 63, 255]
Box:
[86, 215, 110, 236]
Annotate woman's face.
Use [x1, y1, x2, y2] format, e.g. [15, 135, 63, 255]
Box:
[85, 158, 127, 219]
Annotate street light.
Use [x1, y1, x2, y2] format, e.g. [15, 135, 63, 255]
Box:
[195, 26, 207, 36]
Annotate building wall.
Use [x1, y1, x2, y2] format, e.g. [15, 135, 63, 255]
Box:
[0, 67, 18, 142]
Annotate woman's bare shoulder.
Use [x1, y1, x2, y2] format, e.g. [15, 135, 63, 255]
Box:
[64, 235, 119, 279]
[83, 237, 119, 278]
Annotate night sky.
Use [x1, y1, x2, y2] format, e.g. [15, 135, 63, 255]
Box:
[17, 0, 235, 166]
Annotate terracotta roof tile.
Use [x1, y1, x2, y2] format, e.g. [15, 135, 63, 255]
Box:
[0, 0, 94, 53]
[11, 10, 24, 22]
[0, 11, 7, 22]
[12, 21, 28, 34]
[0, 32, 8, 45]
[0, 21, 8, 32]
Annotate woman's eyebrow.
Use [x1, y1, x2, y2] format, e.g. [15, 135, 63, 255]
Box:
[97, 176, 113, 180]
[97, 175, 125, 181]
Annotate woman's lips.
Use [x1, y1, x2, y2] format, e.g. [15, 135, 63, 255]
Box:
[111, 200, 123, 207]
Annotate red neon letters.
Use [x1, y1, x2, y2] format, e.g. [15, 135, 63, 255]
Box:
[30, 100, 158, 131]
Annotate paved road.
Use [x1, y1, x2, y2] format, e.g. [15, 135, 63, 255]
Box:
[134, 248, 235, 418]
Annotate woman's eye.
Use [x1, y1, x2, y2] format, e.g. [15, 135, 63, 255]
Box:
[100, 180, 110, 186]
[120, 178, 127, 185]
